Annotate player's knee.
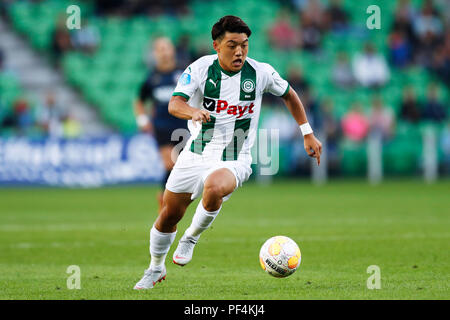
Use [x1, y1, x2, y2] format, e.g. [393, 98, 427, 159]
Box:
[203, 182, 226, 200]
[202, 182, 229, 211]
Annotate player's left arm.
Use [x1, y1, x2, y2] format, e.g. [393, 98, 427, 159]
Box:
[134, 76, 154, 133]
[281, 87, 322, 165]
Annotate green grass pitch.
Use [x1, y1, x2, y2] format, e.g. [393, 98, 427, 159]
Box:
[0, 180, 449, 300]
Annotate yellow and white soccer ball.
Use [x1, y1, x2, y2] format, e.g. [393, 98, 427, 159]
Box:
[259, 236, 301, 278]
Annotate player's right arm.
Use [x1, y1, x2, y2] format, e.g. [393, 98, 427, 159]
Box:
[168, 95, 210, 127]
[170, 60, 210, 127]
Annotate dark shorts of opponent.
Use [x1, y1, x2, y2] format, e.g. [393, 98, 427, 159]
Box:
[153, 126, 190, 149]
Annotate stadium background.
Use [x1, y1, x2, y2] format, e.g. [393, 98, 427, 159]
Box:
[0, 0, 449, 183]
[0, 0, 449, 300]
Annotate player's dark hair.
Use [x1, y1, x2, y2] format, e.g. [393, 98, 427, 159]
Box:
[211, 15, 251, 41]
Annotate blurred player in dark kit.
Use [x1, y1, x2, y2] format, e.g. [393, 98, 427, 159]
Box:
[134, 37, 189, 210]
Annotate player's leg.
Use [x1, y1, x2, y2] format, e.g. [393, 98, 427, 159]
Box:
[155, 126, 189, 211]
[134, 190, 192, 289]
[173, 168, 236, 266]
[150, 190, 192, 268]
[156, 144, 176, 210]
[188, 167, 236, 232]
[155, 189, 193, 233]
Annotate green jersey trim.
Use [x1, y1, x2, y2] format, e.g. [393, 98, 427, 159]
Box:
[213, 59, 239, 77]
[239, 61, 256, 101]
[222, 118, 252, 161]
[172, 92, 190, 100]
[204, 62, 222, 98]
[190, 115, 216, 154]
[280, 83, 290, 97]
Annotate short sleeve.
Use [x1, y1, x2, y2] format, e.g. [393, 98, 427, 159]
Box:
[172, 64, 199, 100]
[138, 76, 153, 102]
[263, 63, 290, 97]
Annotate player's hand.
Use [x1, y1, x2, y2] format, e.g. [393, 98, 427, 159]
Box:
[136, 114, 153, 133]
[191, 109, 211, 127]
[304, 133, 322, 166]
[140, 122, 153, 134]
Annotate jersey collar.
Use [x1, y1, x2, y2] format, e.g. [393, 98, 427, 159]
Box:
[213, 59, 240, 77]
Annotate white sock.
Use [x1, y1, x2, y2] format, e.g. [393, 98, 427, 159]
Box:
[185, 200, 222, 240]
[149, 225, 177, 269]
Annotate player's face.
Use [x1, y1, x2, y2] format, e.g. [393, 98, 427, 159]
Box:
[214, 32, 248, 72]
[153, 38, 175, 66]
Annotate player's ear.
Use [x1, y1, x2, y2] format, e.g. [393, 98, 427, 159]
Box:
[213, 40, 220, 53]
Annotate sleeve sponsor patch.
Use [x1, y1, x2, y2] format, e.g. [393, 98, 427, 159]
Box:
[178, 73, 191, 86]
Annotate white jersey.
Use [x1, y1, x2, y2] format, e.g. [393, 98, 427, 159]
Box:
[172, 54, 289, 167]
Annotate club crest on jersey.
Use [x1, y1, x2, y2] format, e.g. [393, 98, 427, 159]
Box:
[241, 79, 255, 94]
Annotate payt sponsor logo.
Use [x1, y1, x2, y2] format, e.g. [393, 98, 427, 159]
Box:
[203, 98, 254, 119]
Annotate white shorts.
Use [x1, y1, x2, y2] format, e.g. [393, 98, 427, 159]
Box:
[166, 159, 252, 201]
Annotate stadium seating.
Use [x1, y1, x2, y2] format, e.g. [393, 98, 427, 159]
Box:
[3, 0, 449, 174]
[0, 71, 41, 138]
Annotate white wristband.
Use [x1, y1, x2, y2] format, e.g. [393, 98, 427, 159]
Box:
[299, 123, 313, 136]
[137, 114, 149, 127]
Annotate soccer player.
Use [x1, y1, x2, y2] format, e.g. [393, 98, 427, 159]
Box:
[134, 37, 189, 209]
[134, 16, 322, 289]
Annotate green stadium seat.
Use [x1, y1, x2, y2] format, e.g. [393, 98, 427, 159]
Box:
[383, 139, 421, 175]
[340, 140, 367, 176]
[5, 0, 446, 142]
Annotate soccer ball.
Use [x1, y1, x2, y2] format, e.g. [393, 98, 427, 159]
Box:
[259, 236, 301, 278]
